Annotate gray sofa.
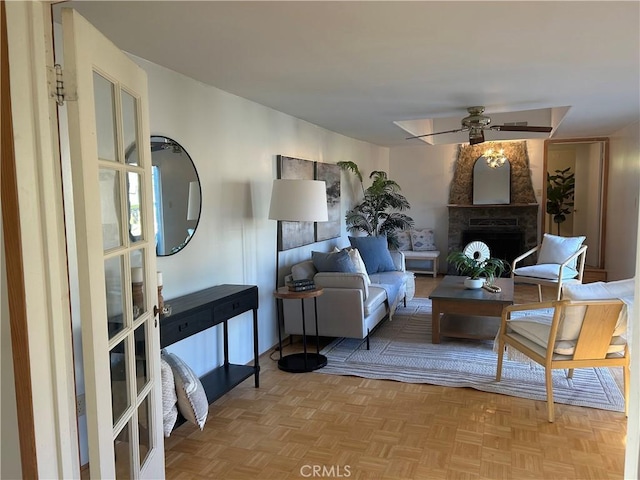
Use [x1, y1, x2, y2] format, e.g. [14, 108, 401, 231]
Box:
[282, 251, 411, 348]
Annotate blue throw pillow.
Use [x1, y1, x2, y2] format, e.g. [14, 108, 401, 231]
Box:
[312, 250, 357, 273]
[348, 236, 396, 274]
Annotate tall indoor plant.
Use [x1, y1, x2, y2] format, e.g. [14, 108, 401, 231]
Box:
[546, 167, 575, 236]
[337, 161, 414, 247]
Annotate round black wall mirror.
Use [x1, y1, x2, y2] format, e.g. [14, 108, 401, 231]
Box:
[150, 136, 201, 256]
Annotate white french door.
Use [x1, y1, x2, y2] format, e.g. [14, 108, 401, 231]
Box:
[62, 8, 164, 478]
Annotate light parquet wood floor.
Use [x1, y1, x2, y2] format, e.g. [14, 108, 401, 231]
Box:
[164, 277, 628, 479]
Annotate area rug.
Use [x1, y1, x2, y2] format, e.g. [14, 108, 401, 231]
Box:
[319, 298, 625, 412]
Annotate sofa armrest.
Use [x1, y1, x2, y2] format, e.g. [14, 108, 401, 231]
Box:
[389, 250, 406, 272]
[314, 272, 369, 300]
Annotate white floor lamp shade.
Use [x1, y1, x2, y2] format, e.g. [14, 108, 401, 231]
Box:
[269, 179, 328, 357]
[269, 179, 328, 222]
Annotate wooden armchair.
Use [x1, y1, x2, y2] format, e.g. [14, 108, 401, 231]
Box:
[495, 299, 629, 422]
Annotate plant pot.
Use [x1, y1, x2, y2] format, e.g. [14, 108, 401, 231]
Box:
[464, 277, 484, 289]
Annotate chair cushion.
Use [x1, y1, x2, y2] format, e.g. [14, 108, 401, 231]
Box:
[363, 286, 388, 316]
[395, 230, 412, 251]
[312, 250, 357, 273]
[349, 236, 397, 274]
[513, 264, 579, 280]
[410, 228, 437, 251]
[507, 317, 626, 356]
[537, 233, 586, 269]
[369, 271, 405, 307]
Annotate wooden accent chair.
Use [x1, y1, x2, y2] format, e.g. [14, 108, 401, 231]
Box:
[511, 233, 588, 302]
[495, 296, 630, 422]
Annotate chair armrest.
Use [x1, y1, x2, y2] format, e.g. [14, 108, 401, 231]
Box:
[558, 245, 588, 280]
[389, 251, 406, 272]
[511, 245, 540, 271]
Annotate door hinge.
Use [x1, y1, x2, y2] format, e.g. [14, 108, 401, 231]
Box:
[47, 64, 77, 106]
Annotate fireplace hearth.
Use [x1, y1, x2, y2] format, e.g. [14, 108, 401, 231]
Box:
[448, 204, 538, 271]
[462, 228, 524, 266]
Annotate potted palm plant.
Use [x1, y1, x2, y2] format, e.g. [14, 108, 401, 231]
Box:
[446, 249, 508, 289]
[337, 161, 414, 248]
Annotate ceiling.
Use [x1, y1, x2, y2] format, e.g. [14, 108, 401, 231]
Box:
[54, 1, 640, 147]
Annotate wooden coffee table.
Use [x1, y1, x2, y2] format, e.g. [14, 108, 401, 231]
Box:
[429, 276, 514, 343]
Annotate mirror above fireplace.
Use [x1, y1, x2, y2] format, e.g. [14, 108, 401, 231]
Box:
[473, 155, 510, 205]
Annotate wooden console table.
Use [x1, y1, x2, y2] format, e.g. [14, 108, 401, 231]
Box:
[160, 284, 260, 416]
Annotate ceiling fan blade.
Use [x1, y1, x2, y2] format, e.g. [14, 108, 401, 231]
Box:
[406, 127, 466, 140]
[492, 125, 553, 133]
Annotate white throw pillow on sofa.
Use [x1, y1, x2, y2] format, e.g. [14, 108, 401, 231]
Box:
[334, 247, 371, 285]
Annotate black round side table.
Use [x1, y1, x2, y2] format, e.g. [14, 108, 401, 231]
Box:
[273, 286, 327, 373]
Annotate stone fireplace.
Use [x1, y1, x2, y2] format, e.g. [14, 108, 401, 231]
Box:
[448, 141, 539, 269]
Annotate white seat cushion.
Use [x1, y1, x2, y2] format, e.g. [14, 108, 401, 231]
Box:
[507, 317, 626, 356]
[513, 264, 579, 281]
[363, 287, 388, 316]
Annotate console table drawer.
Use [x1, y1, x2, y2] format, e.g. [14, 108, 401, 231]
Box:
[213, 292, 257, 322]
[161, 308, 212, 347]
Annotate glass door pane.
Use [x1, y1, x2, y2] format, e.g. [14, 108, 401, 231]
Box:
[64, 8, 163, 476]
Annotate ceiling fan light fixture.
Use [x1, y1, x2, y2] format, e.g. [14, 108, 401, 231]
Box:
[469, 128, 484, 145]
[484, 148, 507, 168]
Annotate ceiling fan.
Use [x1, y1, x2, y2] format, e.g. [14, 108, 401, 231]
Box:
[406, 106, 553, 145]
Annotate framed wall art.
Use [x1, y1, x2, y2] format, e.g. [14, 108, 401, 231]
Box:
[276, 155, 316, 250]
[315, 162, 341, 242]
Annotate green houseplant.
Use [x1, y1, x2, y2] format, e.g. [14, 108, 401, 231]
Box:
[337, 161, 414, 247]
[546, 167, 575, 236]
[446, 250, 508, 288]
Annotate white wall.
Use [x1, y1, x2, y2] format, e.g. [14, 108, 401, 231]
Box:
[388, 144, 457, 264]
[132, 56, 389, 374]
[607, 122, 640, 281]
[388, 140, 547, 271]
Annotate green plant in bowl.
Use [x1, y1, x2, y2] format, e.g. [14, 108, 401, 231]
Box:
[446, 250, 508, 286]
